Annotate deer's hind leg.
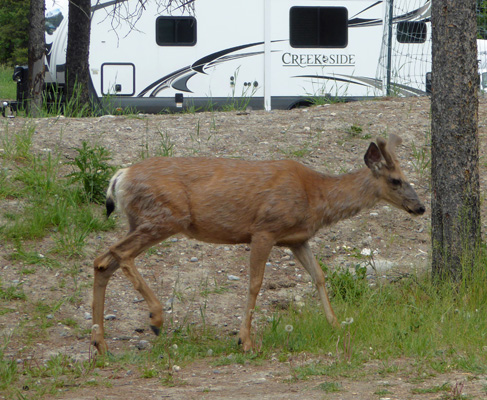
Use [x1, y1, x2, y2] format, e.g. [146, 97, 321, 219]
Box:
[92, 228, 173, 354]
[92, 249, 121, 354]
[111, 229, 173, 335]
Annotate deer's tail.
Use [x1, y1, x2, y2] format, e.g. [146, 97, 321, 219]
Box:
[105, 168, 127, 218]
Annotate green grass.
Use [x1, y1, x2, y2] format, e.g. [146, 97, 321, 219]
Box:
[0, 64, 16, 100]
[0, 124, 115, 256]
[2, 240, 487, 398]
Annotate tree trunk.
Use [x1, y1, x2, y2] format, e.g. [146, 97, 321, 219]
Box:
[431, 0, 481, 280]
[66, 0, 91, 111]
[28, 0, 45, 116]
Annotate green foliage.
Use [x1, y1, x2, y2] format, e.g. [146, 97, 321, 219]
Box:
[39, 81, 95, 118]
[0, 64, 16, 99]
[0, 121, 35, 162]
[139, 127, 175, 159]
[0, 335, 18, 391]
[322, 263, 369, 303]
[221, 67, 258, 112]
[0, 0, 29, 65]
[478, 1, 487, 38]
[317, 381, 342, 393]
[67, 141, 116, 204]
[345, 124, 364, 137]
[0, 124, 116, 257]
[0, 279, 26, 301]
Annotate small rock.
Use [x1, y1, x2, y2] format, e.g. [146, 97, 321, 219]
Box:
[165, 297, 175, 310]
[190, 257, 198, 262]
[172, 365, 181, 372]
[46, 314, 53, 320]
[104, 314, 116, 321]
[136, 340, 150, 350]
[84, 312, 92, 320]
[227, 275, 240, 281]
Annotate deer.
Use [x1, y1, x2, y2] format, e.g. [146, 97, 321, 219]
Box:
[91, 133, 425, 354]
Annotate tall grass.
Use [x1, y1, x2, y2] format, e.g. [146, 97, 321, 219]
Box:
[0, 65, 16, 100]
[0, 123, 115, 257]
[257, 259, 487, 375]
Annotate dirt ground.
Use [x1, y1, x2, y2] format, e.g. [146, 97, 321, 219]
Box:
[1, 96, 487, 399]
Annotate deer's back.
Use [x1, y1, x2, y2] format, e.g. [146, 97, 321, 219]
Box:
[117, 157, 325, 244]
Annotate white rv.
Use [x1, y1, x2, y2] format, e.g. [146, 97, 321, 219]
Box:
[41, 0, 437, 112]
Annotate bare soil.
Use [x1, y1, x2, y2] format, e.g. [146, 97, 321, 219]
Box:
[1, 96, 487, 399]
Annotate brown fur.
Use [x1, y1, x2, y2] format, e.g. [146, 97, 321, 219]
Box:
[91, 134, 425, 354]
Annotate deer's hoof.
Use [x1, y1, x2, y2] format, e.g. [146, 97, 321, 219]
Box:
[150, 325, 161, 336]
[237, 337, 253, 352]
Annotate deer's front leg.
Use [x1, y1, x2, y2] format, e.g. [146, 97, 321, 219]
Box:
[291, 242, 339, 328]
[92, 250, 120, 354]
[238, 233, 274, 351]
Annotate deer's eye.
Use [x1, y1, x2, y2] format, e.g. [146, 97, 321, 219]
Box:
[390, 178, 402, 187]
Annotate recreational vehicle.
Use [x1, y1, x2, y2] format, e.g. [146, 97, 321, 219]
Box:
[15, 0, 481, 112]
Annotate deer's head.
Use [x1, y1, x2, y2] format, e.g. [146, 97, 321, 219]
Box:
[364, 134, 425, 216]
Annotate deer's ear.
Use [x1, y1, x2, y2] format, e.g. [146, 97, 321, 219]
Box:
[364, 142, 383, 173]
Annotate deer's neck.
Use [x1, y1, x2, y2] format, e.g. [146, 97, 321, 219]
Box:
[312, 168, 381, 227]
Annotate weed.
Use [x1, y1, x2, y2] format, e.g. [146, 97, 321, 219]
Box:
[0, 64, 16, 100]
[0, 121, 35, 161]
[39, 81, 93, 117]
[345, 124, 363, 137]
[189, 119, 212, 153]
[321, 262, 368, 303]
[140, 127, 175, 159]
[317, 381, 342, 393]
[222, 67, 258, 112]
[0, 335, 17, 391]
[9, 245, 56, 268]
[411, 131, 431, 184]
[412, 382, 451, 394]
[0, 280, 26, 301]
[280, 145, 312, 159]
[67, 141, 116, 204]
[375, 389, 393, 395]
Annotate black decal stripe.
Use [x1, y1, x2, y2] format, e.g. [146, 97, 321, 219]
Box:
[191, 42, 263, 73]
[171, 72, 197, 93]
[139, 44, 265, 97]
[206, 51, 264, 68]
[393, 1, 430, 23]
[387, 83, 426, 96]
[295, 75, 369, 87]
[138, 66, 192, 97]
[349, 1, 383, 19]
[349, 18, 382, 28]
[45, 42, 53, 65]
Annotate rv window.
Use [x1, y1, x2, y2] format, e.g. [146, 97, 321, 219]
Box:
[397, 21, 427, 44]
[156, 17, 196, 46]
[290, 7, 348, 48]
